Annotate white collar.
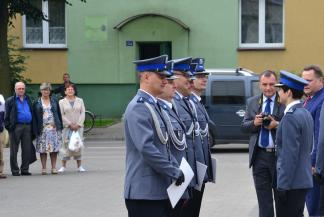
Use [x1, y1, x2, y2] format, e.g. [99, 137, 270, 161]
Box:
[139, 89, 157, 103]
[284, 100, 301, 114]
[263, 94, 276, 103]
[191, 92, 201, 101]
[158, 98, 172, 109]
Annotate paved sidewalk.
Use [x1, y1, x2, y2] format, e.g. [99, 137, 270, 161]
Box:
[84, 121, 125, 141]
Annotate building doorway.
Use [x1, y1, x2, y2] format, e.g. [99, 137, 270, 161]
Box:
[138, 42, 172, 60]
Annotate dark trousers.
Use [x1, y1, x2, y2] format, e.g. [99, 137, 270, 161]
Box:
[306, 177, 321, 216]
[276, 189, 308, 217]
[181, 184, 205, 217]
[125, 199, 171, 217]
[252, 149, 278, 217]
[319, 184, 324, 215]
[170, 199, 184, 217]
[9, 124, 32, 174]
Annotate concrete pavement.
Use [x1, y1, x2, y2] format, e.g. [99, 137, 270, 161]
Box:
[85, 122, 125, 141]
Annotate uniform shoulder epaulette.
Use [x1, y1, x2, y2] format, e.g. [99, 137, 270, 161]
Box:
[191, 96, 198, 103]
[137, 96, 154, 104]
[286, 107, 296, 114]
[174, 94, 181, 101]
[160, 103, 168, 111]
[137, 97, 145, 103]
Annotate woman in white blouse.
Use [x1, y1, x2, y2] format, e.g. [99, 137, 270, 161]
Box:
[58, 84, 86, 172]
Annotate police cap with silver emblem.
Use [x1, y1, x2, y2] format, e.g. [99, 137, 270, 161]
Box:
[274, 70, 309, 91]
[192, 57, 209, 75]
[172, 57, 193, 77]
[166, 61, 178, 80]
[188, 63, 197, 81]
[133, 55, 171, 76]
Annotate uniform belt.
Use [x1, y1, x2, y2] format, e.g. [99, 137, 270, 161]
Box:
[257, 146, 275, 153]
[17, 122, 31, 125]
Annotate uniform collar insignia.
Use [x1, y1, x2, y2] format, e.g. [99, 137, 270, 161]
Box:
[148, 97, 154, 104]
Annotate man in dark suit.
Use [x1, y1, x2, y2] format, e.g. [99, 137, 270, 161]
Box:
[315, 101, 324, 215]
[241, 70, 285, 217]
[275, 70, 313, 217]
[301, 65, 324, 216]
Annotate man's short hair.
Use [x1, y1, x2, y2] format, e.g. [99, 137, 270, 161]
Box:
[259, 70, 277, 80]
[303, 65, 323, 78]
[63, 73, 70, 77]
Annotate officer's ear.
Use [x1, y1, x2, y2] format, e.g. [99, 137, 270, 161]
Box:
[287, 89, 293, 97]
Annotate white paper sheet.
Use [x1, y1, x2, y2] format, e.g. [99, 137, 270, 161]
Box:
[194, 161, 207, 191]
[167, 157, 194, 208]
[211, 157, 217, 183]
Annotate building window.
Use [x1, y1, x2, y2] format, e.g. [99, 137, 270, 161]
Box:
[240, 0, 284, 48]
[23, 0, 66, 48]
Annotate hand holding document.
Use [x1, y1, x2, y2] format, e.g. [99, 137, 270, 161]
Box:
[167, 157, 194, 208]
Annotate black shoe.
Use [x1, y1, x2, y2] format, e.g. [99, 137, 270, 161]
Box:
[12, 172, 20, 176]
[21, 172, 32, 176]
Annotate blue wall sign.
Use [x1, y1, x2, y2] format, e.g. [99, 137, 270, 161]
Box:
[126, 41, 134, 46]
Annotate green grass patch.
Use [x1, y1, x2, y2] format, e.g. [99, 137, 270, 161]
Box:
[84, 118, 117, 128]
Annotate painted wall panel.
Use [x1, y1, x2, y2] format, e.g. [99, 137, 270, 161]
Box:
[67, 0, 238, 84]
[239, 0, 324, 74]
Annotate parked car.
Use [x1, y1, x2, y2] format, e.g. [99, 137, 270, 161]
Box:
[201, 68, 261, 147]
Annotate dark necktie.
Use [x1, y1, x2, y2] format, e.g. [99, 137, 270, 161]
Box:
[260, 98, 271, 147]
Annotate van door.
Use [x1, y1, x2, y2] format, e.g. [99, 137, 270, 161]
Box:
[207, 79, 248, 142]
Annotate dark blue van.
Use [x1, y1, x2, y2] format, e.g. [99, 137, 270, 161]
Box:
[202, 68, 260, 147]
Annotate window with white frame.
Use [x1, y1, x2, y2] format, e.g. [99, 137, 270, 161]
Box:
[23, 0, 66, 48]
[240, 0, 284, 48]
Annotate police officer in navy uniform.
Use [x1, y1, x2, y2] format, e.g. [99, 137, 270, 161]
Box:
[171, 57, 198, 192]
[170, 57, 202, 217]
[157, 60, 189, 216]
[275, 71, 314, 217]
[187, 58, 214, 217]
[190, 58, 213, 182]
[124, 55, 185, 217]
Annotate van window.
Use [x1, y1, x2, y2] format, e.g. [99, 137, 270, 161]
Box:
[211, 81, 245, 104]
[252, 81, 261, 96]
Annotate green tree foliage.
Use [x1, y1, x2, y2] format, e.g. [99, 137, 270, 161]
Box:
[8, 36, 31, 90]
[0, 0, 86, 97]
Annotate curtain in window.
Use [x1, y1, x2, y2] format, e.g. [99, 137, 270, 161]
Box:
[49, 0, 65, 44]
[26, 0, 43, 44]
[265, 0, 283, 43]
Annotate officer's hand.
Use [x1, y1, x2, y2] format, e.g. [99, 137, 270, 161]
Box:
[175, 171, 185, 186]
[277, 189, 288, 204]
[311, 166, 316, 175]
[264, 116, 279, 130]
[254, 114, 263, 126]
